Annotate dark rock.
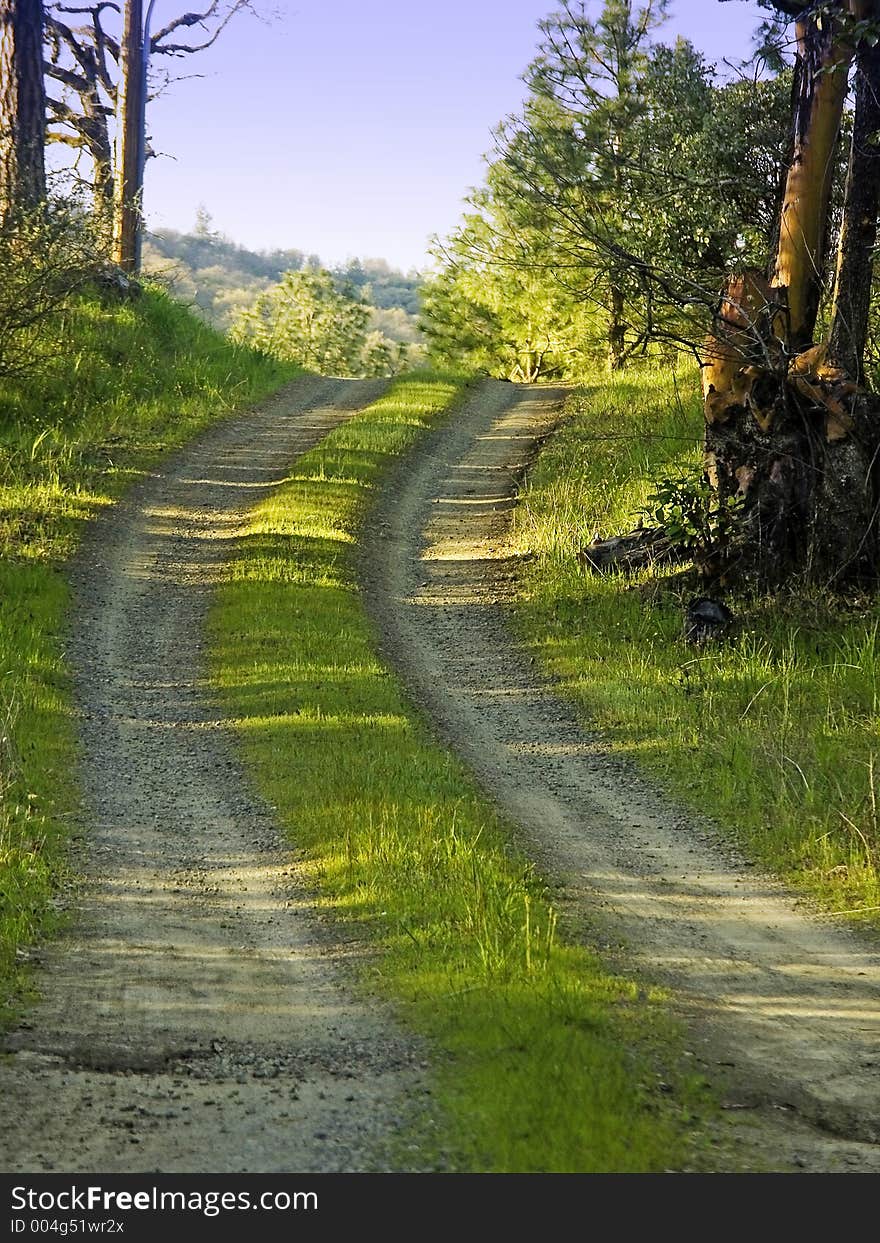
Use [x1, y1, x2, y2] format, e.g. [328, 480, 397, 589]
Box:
[93, 266, 143, 302]
[684, 597, 733, 644]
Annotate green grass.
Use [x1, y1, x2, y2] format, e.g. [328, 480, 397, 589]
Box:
[0, 284, 300, 1018]
[514, 366, 880, 926]
[209, 370, 713, 1173]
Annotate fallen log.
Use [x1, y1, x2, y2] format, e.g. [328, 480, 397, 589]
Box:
[577, 526, 690, 573]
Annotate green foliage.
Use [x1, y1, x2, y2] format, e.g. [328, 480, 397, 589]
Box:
[0, 285, 299, 1020]
[422, 1, 791, 375]
[144, 221, 423, 333]
[514, 368, 880, 925]
[210, 371, 711, 1172]
[641, 468, 744, 560]
[231, 267, 415, 378]
[421, 205, 596, 380]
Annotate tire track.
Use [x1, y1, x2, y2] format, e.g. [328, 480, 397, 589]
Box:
[0, 376, 431, 1173]
[362, 378, 880, 1173]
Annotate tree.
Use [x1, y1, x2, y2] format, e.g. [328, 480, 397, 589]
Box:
[423, 2, 790, 381]
[771, 3, 854, 349]
[44, 2, 118, 231]
[703, 0, 880, 588]
[43, 1, 258, 266]
[488, 4, 788, 368]
[495, 0, 671, 371]
[362, 330, 410, 379]
[193, 202, 216, 238]
[231, 268, 409, 377]
[112, 0, 143, 270]
[421, 198, 595, 380]
[0, 0, 46, 223]
[828, 21, 880, 379]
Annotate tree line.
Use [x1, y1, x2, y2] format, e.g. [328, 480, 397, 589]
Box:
[143, 216, 422, 333]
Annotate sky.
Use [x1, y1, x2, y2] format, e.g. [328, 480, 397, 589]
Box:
[143, 0, 770, 272]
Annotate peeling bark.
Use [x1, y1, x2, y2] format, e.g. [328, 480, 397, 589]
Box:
[703, 316, 880, 588]
[771, 12, 853, 349]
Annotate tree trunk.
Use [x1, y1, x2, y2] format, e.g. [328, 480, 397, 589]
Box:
[88, 111, 114, 241]
[700, 2, 880, 591]
[607, 284, 626, 371]
[112, 0, 144, 273]
[69, 100, 114, 242]
[79, 73, 115, 238]
[0, 0, 46, 224]
[817, 7, 880, 582]
[702, 272, 805, 588]
[828, 36, 880, 381]
[771, 12, 853, 349]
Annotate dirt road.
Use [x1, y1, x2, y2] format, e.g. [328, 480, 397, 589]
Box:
[0, 377, 431, 1173]
[363, 378, 880, 1173]
[4, 373, 879, 1173]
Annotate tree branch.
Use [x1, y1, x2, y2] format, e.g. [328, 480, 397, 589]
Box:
[151, 1, 223, 43]
[152, 1, 256, 55]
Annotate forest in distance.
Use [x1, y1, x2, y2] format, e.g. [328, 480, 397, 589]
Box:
[142, 212, 423, 337]
[141, 215, 427, 376]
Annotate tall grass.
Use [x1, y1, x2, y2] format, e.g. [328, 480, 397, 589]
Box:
[514, 366, 880, 925]
[0, 284, 299, 1017]
[209, 371, 713, 1172]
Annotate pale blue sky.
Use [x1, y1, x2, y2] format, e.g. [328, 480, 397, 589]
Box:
[144, 0, 769, 270]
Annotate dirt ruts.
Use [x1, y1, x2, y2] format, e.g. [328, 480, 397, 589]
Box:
[362, 378, 880, 1173]
[4, 374, 879, 1174]
[0, 376, 432, 1173]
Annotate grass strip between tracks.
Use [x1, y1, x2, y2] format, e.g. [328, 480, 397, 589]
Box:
[209, 370, 713, 1173]
[0, 286, 299, 1020]
[513, 367, 880, 926]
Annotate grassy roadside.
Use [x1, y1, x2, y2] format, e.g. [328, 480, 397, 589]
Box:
[513, 366, 880, 926]
[0, 285, 299, 1018]
[208, 370, 714, 1173]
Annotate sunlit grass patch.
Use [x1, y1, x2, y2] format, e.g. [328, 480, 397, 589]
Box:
[210, 370, 713, 1172]
[0, 284, 299, 1019]
[515, 366, 880, 926]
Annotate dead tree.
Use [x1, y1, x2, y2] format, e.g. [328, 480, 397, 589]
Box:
[111, 0, 142, 269]
[44, 3, 118, 232]
[43, 1, 258, 266]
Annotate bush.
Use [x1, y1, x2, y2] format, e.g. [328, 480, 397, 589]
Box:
[640, 468, 744, 571]
[0, 202, 100, 382]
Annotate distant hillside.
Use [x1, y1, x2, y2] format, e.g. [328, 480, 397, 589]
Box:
[142, 217, 424, 343]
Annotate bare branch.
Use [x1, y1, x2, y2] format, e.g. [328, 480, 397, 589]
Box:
[44, 59, 92, 94]
[51, 3, 120, 13]
[151, 0, 223, 43]
[151, 1, 256, 54]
